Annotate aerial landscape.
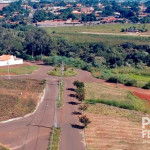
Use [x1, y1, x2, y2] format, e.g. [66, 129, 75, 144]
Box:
[0, 0, 150, 150]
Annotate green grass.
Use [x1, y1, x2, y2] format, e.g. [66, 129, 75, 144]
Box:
[0, 144, 9, 150]
[92, 67, 150, 87]
[44, 24, 150, 45]
[50, 128, 61, 150]
[48, 67, 77, 77]
[44, 24, 150, 34]
[85, 82, 150, 113]
[57, 81, 63, 108]
[0, 65, 39, 75]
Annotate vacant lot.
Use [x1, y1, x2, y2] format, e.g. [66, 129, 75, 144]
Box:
[44, 24, 150, 45]
[84, 82, 150, 149]
[0, 63, 39, 76]
[0, 79, 45, 121]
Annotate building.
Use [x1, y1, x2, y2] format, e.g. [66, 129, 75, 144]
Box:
[0, 0, 18, 3]
[0, 55, 23, 66]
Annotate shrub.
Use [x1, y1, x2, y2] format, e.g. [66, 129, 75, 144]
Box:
[107, 76, 118, 83]
[76, 88, 85, 101]
[143, 82, 150, 89]
[73, 80, 84, 89]
[124, 79, 137, 86]
[78, 104, 88, 111]
[79, 115, 91, 127]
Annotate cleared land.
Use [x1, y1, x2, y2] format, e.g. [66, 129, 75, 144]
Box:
[44, 24, 150, 45]
[0, 79, 45, 121]
[84, 82, 150, 150]
[0, 63, 39, 75]
[48, 67, 77, 77]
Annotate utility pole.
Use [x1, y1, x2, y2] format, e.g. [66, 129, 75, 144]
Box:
[60, 61, 64, 85]
[7, 61, 10, 80]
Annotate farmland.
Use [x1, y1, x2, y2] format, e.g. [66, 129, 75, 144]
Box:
[44, 24, 150, 45]
[0, 79, 45, 121]
[84, 82, 150, 149]
[0, 63, 39, 76]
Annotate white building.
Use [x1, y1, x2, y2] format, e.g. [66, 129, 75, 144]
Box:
[0, 55, 23, 66]
[0, 0, 18, 3]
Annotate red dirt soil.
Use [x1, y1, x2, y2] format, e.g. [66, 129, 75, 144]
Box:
[0, 4, 9, 10]
[132, 91, 150, 102]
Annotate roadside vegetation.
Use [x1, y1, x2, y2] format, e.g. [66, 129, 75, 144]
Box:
[95, 66, 150, 88]
[48, 67, 77, 77]
[0, 64, 39, 75]
[0, 79, 45, 121]
[49, 128, 61, 150]
[57, 81, 63, 108]
[73, 81, 91, 128]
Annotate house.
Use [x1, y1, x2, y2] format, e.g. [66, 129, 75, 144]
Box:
[72, 10, 81, 15]
[101, 17, 117, 23]
[0, 55, 23, 66]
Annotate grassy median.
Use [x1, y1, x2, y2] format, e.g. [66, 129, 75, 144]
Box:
[48, 67, 77, 77]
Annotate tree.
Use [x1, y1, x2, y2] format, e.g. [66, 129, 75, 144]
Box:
[79, 115, 91, 127]
[33, 10, 47, 22]
[73, 80, 84, 89]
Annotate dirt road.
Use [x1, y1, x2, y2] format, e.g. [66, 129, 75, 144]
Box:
[81, 32, 150, 37]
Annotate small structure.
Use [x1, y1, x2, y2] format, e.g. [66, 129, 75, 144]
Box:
[0, 55, 23, 66]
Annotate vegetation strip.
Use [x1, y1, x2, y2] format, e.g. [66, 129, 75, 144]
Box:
[49, 128, 61, 150]
[48, 67, 77, 77]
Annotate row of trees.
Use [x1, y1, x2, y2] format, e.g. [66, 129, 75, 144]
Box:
[73, 80, 90, 128]
[1, 24, 150, 69]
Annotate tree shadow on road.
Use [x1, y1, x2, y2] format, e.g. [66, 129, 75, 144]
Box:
[71, 124, 84, 129]
[68, 101, 80, 105]
[72, 111, 82, 115]
[69, 93, 76, 97]
[67, 88, 75, 91]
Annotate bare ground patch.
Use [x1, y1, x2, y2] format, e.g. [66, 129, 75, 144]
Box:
[0, 79, 45, 121]
[85, 104, 150, 150]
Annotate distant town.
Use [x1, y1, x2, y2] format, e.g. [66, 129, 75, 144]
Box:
[0, 0, 150, 27]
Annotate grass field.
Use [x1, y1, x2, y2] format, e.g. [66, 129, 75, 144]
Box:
[48, 67, 77, 77]
[84, 82, 150, 149]
[0, 63, 39, 75]
[0, 79, 45, 121]
[92, 66, 150, 87]
[85, 82, 150, 113]
[44, 24, 150, 45]
[112, 67, 150, 87]
[50, 128, 61, 150]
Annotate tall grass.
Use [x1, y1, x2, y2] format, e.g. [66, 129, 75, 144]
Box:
[86, 92, 150, 113]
